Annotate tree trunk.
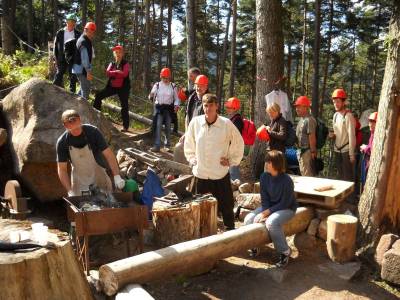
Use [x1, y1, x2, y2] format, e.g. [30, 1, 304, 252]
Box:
[40, 0, 46, 48]
[250, 0, 284, 177]
[320, 0, 334, 115]
[99, 207, 314, 296]
[132, 0, 140, 81]
[349, 36, 356, 111]
[157, 0, 164, 72]
[186, 0, 197, 68]
[371, 5, 382, 107]
[1, 0, 15, 55]
[166, 0, 173, 68]
[94, 0, 105, 42]
[301, 0, 307, 94]
[311, 0, 321, 118]
[81, 0, 87, 28]
[216, 5, 231, 105]
[118, 0, 125, 44]
[215, 0, 221, 92]
[0, 219, 93, 300]
[228, 0, 237, 97]
[27, 0, 34, 53]
[358, 1, 400, 257]
[143, 0, 151, 90]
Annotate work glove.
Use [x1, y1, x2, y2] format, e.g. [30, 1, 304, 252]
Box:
[67, 190, 75, 197]
[114, 175, 125, 190]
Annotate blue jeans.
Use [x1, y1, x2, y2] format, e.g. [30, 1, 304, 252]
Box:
[76, 73, 91, 100]
[244, 207, 295, 254]
[154, 108, 171, 149]
[229, 165, 241, 181]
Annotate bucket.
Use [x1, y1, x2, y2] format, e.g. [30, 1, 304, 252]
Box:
[123, 179, 138, 193]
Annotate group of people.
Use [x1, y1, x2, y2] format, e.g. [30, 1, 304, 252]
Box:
[53, 15, 378, 269]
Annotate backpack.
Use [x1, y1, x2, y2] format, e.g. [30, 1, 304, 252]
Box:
[316, 118, 329, 149]
[285, 121, 297, 147]
[242, 118, 256, 145]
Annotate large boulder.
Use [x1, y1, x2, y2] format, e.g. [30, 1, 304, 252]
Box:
[381, 247, 400, 285]
[375, 233, 399, 266]
[0, 78, 134, 201]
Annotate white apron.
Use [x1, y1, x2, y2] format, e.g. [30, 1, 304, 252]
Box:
[69, 144, 112, 196]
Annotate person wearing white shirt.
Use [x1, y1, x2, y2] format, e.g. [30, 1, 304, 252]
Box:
[149, 67, 180, 152]
[184, 93, 244, 230]
[265, 89, 293, 123]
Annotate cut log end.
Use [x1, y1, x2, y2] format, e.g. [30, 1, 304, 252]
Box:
[99, 265, 119, 296]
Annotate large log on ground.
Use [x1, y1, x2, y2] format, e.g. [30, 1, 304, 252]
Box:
[0, 219, 93, 300]
[327, 214, 358, 263]
[99, 206, 314, 295]
[0, 78, 135, 201]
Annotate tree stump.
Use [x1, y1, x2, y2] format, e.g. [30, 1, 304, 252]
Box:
[326, 214, 358, 263]
[0, 219, 93, 300]
[152, 202, 201, 247]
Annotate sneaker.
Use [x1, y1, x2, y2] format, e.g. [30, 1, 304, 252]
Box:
[150, 147, 160, 153]
[275, 251, 291, 268]
[248, 248, 260, 258]
[120, 128, 129, 133]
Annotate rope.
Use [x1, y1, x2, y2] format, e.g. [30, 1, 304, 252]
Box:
[4, 23, 48, 54]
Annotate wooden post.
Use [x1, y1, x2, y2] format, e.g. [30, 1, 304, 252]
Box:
[326, 214, 358, 263]
[99, 207, 314, 296]
[198, 198, 218, 237]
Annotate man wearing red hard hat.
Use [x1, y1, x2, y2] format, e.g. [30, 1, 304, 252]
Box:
[93, 45, 131, 132]
[72, 22, 96, 100]
[294, 96, 317, 176]
[329, 88, 357, 184]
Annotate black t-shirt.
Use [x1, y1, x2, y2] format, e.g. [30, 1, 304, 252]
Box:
[230, 113, 244, 134]
[56, 124, 108, 168]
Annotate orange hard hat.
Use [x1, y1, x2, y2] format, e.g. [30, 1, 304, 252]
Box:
[256, 125, 270, 141]
[224, 97, 241, 110]
[368, 111, 378, 122]
[160, 67, 171, 78]
[178, 88, 188, 102]
[332, 88, 347, 99]
[112, 45, 123, 52]
[294, 95, 311, 107]
[195, 74, 208, 86]
[84, 22, 97, 32]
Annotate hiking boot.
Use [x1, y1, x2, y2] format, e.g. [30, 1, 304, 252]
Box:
[120, 128, 129, 133]
[248, 248, 260, 258]
[275, 250, 291, 268]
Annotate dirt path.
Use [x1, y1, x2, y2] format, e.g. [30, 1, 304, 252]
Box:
[146, 237, 399, 300]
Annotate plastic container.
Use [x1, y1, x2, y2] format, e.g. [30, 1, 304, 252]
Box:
[9, 231, 20, 243]
[123, 179, 139, 193]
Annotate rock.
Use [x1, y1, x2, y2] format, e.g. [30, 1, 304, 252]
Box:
[381, 248, 400, 285]
[307, 218, 320, 236]
[233, 190, 240, 201]
[318, 219, 327, 241]
[253, 182, 260, 193]
[315, 208, 341, 220]
[173, 141, 188, 164]
[264, 267, 289, 283]
[239, 182, 253, 193]
[391, 239, 400, 251]
[236, 193, 261, 210]
[294, 232, 317, 250]
[1, 79, 134, 201]
[376, 233, 399, 266]
[238, 207, 251, 222]
[318, 261, 361, 281]
[0, 128, 7, 147]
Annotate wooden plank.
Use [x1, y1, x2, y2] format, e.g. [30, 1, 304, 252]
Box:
[290, 175, 354, 198]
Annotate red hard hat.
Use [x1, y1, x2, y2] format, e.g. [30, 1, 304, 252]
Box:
[369, 111, 378, 122]
[112, 45, 123, 52]
[256, 125, 270, 141]
[332, 88, 347, 99]
[195, 74, 208, 86]
[224, 97, 241, 110]
[294, 95, 311, 107]
[160, 67, 171, 78]
[178, 88, 187, 102]
[84, 22, 97, 32]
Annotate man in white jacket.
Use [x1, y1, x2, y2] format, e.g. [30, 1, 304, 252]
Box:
[184, 94, 244, 230]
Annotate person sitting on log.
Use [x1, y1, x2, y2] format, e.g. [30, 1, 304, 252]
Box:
[93, 45, 131, 132]
[56, 109, 125, 196]
[148, 67, 180, 152]
[244, 150, 298, 267]
[184, 93, 244, 230]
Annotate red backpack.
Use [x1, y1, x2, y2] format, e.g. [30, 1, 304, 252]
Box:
[242, 118, 257, 145]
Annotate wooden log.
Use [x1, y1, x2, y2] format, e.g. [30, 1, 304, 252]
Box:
[0, 219, 93, 300]
[152, 202, 201, 247]
[326, 214, 358, 263]
[156, 158, 192, 175]
[198, 198, 218, 237]
[99, 206, 314, 296]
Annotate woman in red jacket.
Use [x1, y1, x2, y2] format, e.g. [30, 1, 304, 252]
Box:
[93, 45, 131, 132]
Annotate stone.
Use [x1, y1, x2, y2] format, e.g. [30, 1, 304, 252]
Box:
[307, 218, 320, 236]
[318, 219, 327, 241]
[253, 182, 260, 193]
[294, 232, 317, 250]
[376, 233, 399, 266]
[264, 267, 289, 284]
[0, 128, 7, 147]
[233, 191, 240, 201]
[173, 141, 188, 164]
[381, 248, 400, 285]
[238, 207, 251, 222]
[236, 193, 261, 210]
[239, 182, 253, 193]
[391, 239, 400, 251]
[318, 261, 361, 281]
[1, 79, 134, 201]
[315, 208, 341, 220]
